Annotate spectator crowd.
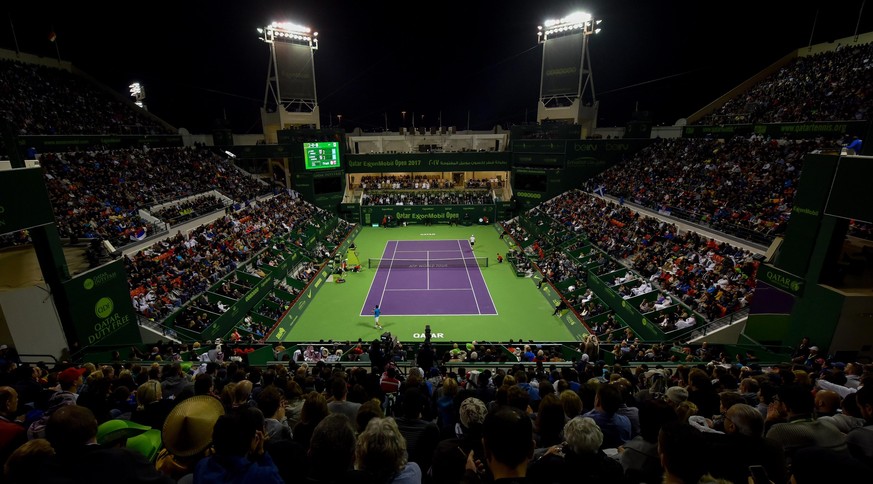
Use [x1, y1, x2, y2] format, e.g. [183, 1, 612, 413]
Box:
[0, 337, 868, 483]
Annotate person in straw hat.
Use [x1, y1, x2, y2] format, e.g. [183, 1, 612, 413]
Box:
[155, 395, 225, 481]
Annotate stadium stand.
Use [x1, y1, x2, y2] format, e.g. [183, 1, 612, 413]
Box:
[0, 25, 872, 484]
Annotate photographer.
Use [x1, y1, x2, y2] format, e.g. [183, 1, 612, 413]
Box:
[368, 338, 387, 374]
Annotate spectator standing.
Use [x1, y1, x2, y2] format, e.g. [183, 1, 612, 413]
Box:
[416, 344, 436, 377]
[790, 337, 812, 364]
[394, 387, 440, 474]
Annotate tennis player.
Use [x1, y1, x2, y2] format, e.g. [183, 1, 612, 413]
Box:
[374, 304, 383, 330]
[470, 234, 476, 247]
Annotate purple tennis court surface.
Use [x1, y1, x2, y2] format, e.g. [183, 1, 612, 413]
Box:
[361, 240, 497, 316]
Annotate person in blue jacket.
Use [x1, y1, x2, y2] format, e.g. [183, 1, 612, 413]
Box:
[845, 135, 863, 154]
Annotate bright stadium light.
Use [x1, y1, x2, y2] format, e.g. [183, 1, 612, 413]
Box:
[258, 20, 318, 50]
[537, 11, 601, 43]
[535, 9, 601, 130]
[129, 82, 146, 109]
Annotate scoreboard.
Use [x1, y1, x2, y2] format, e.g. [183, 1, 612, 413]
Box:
[303, 141, 341, 170]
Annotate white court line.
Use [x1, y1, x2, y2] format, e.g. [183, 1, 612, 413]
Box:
[462, 238, 498, 315]
[377, 241, 400, 308]
[359, 240, 394, 317]
[393, 249, 469, 253]
[458, 239, 483, 314]
[427, 250, 430, 290]
[382, 312, 499, 317]
[385, 288, 472, 291]
[360, 239, 497, 316]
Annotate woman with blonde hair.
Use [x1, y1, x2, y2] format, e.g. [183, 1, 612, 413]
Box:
[436, 377, 459, 438]
[231, 379, 254, 409]
[130, 380, 172, 429]
[355, 417, 421, 484]
[559, 389, 583, 420]
[675, 400, 699, 424]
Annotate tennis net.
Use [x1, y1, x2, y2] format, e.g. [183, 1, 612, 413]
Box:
[368, 257, 489, 269]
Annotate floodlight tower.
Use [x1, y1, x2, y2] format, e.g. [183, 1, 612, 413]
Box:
[536, 12, 601, 136]
[129, 82, 147, 111]
[257, 21, 320, 141]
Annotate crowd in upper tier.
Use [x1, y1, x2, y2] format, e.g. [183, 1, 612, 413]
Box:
[698, 41, 873, 125]
[586, 136, 835, 243]
[0, 58, 175, 136]
[39, 147, 273, 248]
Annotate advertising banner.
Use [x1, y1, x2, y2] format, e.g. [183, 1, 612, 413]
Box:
[62, 259, 141, 347]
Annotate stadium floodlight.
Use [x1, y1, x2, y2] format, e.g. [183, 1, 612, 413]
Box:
[535, 10, 601, 130]
[537, 11, 601, 43]
[257, 18, 320, 123]
[129, 82, 146, 109]
[258, 20, 318, 50]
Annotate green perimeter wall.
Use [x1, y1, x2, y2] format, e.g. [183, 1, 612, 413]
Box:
[165, 218, 344, 343]
[268, 224, 361, 342]
[345, 152, 510, 173]
[358, 205, 495, 226]
[17, 134, 183, 153]
[682, 121, 868, 140]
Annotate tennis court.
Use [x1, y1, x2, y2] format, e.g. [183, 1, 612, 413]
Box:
[361, 240, 497, 316]
[266, 224, 584, 343]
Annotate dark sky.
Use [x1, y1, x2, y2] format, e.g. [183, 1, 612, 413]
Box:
[2, 1, 870, 134]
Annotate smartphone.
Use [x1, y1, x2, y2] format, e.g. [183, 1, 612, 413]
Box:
[749, 465, 769, 484]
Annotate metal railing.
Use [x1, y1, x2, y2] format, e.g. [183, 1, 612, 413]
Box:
[17, 353, 58, 365]
[684, 307, 751, 342]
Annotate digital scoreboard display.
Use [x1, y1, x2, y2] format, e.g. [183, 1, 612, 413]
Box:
[303, 141, 341, 170]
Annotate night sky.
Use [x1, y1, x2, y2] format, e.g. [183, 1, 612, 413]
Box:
[2, 1, 870, 134]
